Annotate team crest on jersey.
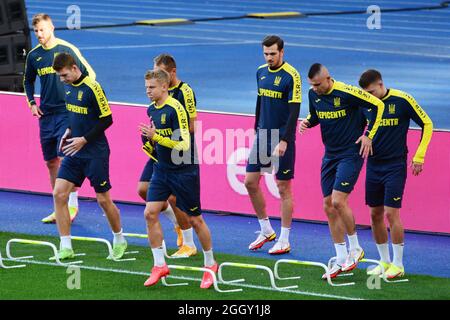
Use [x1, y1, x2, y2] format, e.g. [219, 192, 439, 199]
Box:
[273, 76, 282, 86]
[388, 104, 396, 114]
[334, 97, 341, 107]
[77, 90, 83, 101]
[161, 113, 166, 125]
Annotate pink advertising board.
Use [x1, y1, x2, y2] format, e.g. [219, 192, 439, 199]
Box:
[1, 92, 449, 233]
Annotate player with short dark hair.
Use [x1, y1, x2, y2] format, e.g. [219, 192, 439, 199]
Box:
[299, 63, 384, 279]
[51, 52, 127, 261]
[359, 69, 433, 279]
[245, 35, 301, 255]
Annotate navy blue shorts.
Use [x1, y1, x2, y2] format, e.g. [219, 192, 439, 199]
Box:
[321, 153, 364, 197]
[139, 158, 155, 182]
[246, 137, 296, 180]
[147, 165, 201, 216]
[365, 159, 407, 208]
[39, 113, 69, 161]
[57, 156, 111, 193]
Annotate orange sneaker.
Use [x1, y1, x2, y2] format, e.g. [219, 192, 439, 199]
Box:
[200, 263, 218, 289]
[144, 264, 170, 287]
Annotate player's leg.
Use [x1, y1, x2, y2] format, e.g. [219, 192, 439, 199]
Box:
[138, 159, 182, 246]
[245, 136, 276, 250]
[268, 141, 296, 254]
[168, 195, 196, 256]
[383, 161, 407, 278]
[332, 155, 365, 272]
[365, 162, 391, 275]
[40, 127, 61, 223]
[320, 156, 348, 278]
[57, 113, 79, 221]
[52, 156, 83, 259]
[144, 200, 170, 287]
[170, 168, 217, 289]
[143, 166, 172, 287]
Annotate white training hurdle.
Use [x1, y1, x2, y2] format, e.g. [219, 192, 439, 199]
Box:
[0, 250, 26, 269]
[5, 238, 83, 266]
[274, 259, 355, 287]
[218, 262, 298, 290]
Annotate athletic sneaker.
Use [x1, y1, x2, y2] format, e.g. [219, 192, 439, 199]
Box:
[171, 245, 197, 258]
[174, 226, 183, 248]
[268, 241, 290, 255]
[144, 264, 170, 287]
[367, 261, 391, 276]
[322, 262, 343, 280]
[50, 248, 75, 261]
[249, 232, 276, 251]
[41, 206, 79, 224]
[111, 241, 128, 260]
[341, 247, 365, 272]
[385, 264, 405, 279]
[200, 263, 218, 289]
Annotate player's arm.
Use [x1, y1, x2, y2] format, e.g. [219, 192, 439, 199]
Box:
[347, 86, 384, 140]
[254, 95, 261, 132]
[299, 91, 319, 134]
[180, 84, 197, 133]
[152, 105, 190, 151]
[346, 86, 384, 157]
[406, 95, 433, 175]
[23, 53, 43, 117]
[283, 68, 302, 142]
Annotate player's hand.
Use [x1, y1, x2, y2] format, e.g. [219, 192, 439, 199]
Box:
[272, 140, 287, 157]
[139, 121, 156, 139]
[298, 119, 310, 135]
[355, 135, 373, 158]
[411, 161, 423, 176]
[30, 103, 44, 119]
[62, 137, 87, 156]
[59, 128, 72, 152]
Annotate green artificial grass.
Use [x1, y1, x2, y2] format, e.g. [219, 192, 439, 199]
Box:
[1, 231, 449, 300]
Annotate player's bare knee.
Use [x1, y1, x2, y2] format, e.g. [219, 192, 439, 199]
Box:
[144, 208, 158, 223]
[96, 197, 111, 210]
[46, 158, 59, 170]
[370, 208, 384, 222]
[276, 182, 291, 200]
[385, 209, 400, 225]
[188, 216, 204, 229]
[53, 188, 69, 204]
[331, 198, 346, 212]
[244, 179, 259, 194]
[137, 182, 148, 201]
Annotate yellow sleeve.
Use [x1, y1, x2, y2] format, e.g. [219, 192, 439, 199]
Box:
[180, 84, 197, 119]
[406, 95, 433, 164]
[152, 101, 190, 151]
[85, 79, 111, 118]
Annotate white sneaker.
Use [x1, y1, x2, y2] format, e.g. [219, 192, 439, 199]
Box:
[341, 247, 365, 272]
[268, 240, 290, 255]
[322, 262, 343, 279]
[248, 231, 276, 251]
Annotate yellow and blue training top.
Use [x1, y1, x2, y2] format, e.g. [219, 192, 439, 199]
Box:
[24, 38, 96, 115]
[365, 89, 433, 163]
[307, 80, 384, 155]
